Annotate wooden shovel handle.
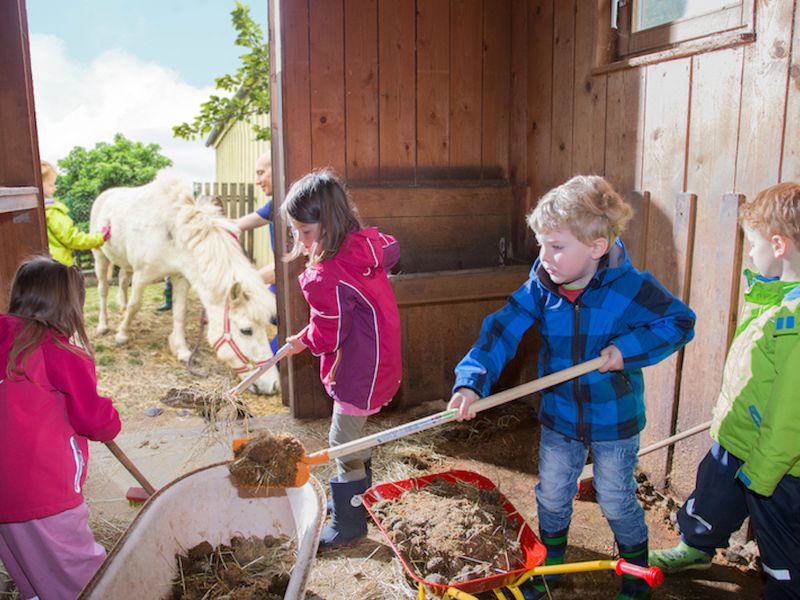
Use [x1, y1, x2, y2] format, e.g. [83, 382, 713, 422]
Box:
[105, 440, 157, 496]
[228, 342, 293, 398]
[318, 356, 606, 463]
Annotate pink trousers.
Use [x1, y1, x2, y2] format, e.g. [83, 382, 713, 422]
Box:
[0, 502, 106, 600]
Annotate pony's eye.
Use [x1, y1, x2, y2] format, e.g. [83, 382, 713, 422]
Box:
[239, 327, 253, 336]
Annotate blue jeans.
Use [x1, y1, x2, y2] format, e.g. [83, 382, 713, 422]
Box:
[535, 426, 647, 546]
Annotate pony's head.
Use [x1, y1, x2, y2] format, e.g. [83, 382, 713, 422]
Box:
[206, 279, 280, 395]
[175, 198, 280, 394]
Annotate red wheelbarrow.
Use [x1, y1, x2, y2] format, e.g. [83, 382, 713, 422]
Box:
[363, 470, 663, 599]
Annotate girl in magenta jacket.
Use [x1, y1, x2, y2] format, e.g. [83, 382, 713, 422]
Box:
[282, 169, 401, 550]
[0, 256, 121, 600]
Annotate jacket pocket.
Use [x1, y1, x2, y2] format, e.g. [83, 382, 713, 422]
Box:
[70, 436, 85, 493]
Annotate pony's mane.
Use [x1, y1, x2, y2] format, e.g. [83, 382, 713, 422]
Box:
[175, 199, 274, 324]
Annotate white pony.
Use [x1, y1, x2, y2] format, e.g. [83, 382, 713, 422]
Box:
[90, 171, 279, 394]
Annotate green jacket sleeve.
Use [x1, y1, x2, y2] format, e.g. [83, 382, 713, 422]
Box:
[738, 331, 800, 496]
[49, 209, 104, 250]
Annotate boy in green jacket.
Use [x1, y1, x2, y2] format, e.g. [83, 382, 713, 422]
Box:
[650, 182, 800, 600]
[41, 161, 109, 266]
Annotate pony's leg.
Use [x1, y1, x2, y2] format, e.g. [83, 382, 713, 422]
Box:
[117, 269, 132, 310]
[114, 271, 146, 346]
[93, 249, 111, 336]
[168, 276, 192, 362]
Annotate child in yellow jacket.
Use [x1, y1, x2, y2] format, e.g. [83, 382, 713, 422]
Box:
[41, 161, 109, 266]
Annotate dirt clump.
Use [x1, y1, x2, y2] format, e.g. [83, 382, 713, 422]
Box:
[369, 478, 524, 586]
[229, 432, 306, 489]
[168, 534, 296, 599]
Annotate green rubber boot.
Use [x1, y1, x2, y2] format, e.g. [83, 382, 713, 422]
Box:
[648, 541, 713, 574]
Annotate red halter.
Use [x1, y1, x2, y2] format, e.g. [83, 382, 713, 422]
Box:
[210, 300, 269, 374]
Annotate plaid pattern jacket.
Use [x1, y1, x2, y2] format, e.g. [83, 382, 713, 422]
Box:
[453, 240, 696, 442]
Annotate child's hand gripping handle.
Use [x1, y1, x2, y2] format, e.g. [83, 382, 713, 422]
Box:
[615, 559, 664, 587]
[229, 342, 293, 398]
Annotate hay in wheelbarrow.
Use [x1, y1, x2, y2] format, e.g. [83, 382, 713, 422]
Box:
[364, 470, 547, 596]
[229, 431, 306, 489]
[169, 534, 296, 600]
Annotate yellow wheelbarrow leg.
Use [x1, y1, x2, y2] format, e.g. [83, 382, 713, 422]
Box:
[512, 558, 664, 588]
[445, 587, 481, 599]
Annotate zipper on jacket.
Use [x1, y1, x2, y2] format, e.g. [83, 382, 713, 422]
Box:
[70, 436, 84, 493]
[573, 302, 585, 440]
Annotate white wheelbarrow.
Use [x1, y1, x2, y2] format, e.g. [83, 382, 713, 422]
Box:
[79, 462, 325, 600]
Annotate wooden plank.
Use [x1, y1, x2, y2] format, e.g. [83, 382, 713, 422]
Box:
[392, 266, 529, 306]
[637, 57, 691, 486]
[481, 0, 511, 180]
[282, 0, 312, 184]
[508, 0, 528, 187]
[378, 0, 415, 180]
[344, 0, 379, 181]
[671, 195, 744, 496]
[619, 191, 650, 271]
[416, 0, 450, 180]
[734, 0, 793, 198]
[549, 0, 575, 185]
[309, 0, 345, 174]
[668, 48, 744, 494]
[642, 193, 696, 489]
[449, 0, 483, 179]
[279, 0, 328, 418]
[780, 0, 800, 181]
[525, 0, 553, 251]
[604, 66, 646, 238]
[572, 0, 607, 175]
[350, 185, 514, 218]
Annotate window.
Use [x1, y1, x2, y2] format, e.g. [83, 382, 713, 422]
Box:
[616, 0, 754, 57]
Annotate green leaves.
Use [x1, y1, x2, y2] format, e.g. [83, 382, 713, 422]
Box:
[56, 133, 172, 226]
[172, 2, 271, 142]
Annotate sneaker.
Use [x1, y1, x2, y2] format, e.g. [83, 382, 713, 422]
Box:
[648, 541, 713, 573]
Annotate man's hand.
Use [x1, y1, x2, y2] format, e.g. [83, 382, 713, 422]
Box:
[447, 387, 480, 421]
[599, 344, 624, 372]
[101, 222, 111, 242]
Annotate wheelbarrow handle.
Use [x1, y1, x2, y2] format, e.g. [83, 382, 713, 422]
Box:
[229, 342, 293, 397]
[314, 356, 606, 463]
[615, 559, 664, 587]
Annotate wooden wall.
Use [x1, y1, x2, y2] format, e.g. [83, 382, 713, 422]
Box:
[0, 0, 48, 309]
[271, 0, 534, 418]
[525, 0, 800, 495]
[271, 0, 799, 496]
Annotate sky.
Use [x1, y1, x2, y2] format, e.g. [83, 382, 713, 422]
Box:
[26, 0, 268, 183]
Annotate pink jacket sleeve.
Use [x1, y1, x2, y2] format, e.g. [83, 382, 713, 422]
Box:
[298, 276, 351, 356]
[43, 341, 121, 442]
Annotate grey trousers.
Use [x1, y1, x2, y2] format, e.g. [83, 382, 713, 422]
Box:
[329, 410, 370, 482]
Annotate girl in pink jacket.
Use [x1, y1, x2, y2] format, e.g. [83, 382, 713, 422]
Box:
[0, 256, 121, 600]
[282, 169, 401, 550]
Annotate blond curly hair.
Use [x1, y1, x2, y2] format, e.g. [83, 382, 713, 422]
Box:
[527, 175, 633, 247]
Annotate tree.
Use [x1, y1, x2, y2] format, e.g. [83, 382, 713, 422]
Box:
[56, 133, 172, 227]
[172, 2, 270, 142]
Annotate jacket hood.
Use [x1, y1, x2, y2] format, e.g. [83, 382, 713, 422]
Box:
[532, 237, 631, 294]
[333, 227, 389, 274]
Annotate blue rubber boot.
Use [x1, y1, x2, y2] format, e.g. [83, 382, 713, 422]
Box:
[318, 476, 369, 551]
[327, 459, 371, 516]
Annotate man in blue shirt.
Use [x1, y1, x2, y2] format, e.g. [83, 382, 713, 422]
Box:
[235, 152, 278, 353]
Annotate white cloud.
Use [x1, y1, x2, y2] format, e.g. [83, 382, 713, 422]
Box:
[30, 33, 217, 183]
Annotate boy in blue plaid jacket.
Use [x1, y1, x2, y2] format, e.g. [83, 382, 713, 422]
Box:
[448, 175, 696, 600]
